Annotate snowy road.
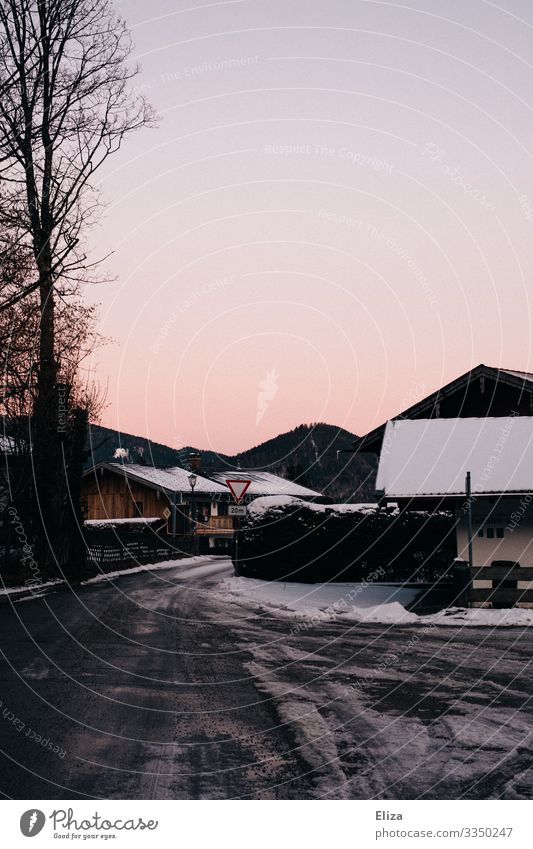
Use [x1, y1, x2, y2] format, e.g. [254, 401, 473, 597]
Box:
[0, 556, 532, 799]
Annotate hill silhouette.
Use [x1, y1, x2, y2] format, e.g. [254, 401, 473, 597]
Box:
[85, 421, 377, 502]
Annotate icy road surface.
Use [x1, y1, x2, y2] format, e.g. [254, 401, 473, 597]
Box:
[0, 556, 532, 799]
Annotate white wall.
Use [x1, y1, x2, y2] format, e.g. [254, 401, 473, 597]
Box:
[456, 496, 533, 567]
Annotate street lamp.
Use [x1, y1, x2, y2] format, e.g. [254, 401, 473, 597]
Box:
[188, 473, 197, 554]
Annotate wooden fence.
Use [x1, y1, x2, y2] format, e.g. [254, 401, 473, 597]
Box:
[448, 559, 533, 608]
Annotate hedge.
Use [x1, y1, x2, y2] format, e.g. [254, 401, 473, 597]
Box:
[234, 498, 456, 582]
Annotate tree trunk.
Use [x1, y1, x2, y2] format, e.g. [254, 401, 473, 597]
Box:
[32, 266, 63, 578]
[63, 406, 89, 582]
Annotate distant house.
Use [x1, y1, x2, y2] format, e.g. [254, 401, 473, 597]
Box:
[209, 470, 320, 499]
[82, 462, 320, 552]
[354, 364, 533, 455]
[376, 417, 533, 604]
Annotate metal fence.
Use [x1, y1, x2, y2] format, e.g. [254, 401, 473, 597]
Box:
[84, 530, 194, 571]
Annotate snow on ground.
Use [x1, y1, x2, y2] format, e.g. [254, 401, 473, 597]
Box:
[430, 606, 533, 627]
[0, 578, 63, 597]
[82, 555, 211, 585]
[230, 594, 533, 797]
[0, 556, 215, 602]
[219, 576, 533, 627]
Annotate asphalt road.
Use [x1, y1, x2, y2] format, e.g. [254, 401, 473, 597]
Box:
[1, 556, 532, 799]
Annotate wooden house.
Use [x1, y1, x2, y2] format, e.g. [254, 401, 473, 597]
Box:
[82, 462, 233, 551]
[82, 462, 321, 552]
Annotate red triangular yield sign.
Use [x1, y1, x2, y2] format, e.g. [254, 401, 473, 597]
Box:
[225, 479, 251, 503]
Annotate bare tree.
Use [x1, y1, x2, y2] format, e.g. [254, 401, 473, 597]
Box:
[0, 286, 107, 579]
[0, 0, 153, 575]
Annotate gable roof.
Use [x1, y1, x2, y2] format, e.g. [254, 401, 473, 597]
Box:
[376, 417, 533, 498]
[209, 470, 320, 498]
[84, 462, 228, 495]
[355, 364, 533, 453]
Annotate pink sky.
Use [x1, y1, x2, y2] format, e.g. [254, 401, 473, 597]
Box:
[88, 0, 533, 454]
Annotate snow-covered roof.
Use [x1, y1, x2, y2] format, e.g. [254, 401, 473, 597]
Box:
[84, 517, 161, 527]
[210, 470, 320, 497]
[92, 463, 228, 495]
[376, 417, 533, 497]
[86, 462, 320, 498]
[354, 363, 533, 454]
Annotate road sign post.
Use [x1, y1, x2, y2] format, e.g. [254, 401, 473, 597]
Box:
[225, 479, 251, 576]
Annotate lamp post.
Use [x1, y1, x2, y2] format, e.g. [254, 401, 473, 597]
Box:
[171, 491, 177, 539]
[188, 473, 197, 555]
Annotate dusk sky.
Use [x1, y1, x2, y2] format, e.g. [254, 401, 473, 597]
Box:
[88, 0, 533, 454]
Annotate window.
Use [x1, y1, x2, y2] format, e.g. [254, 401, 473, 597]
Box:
[483, 526, 504, 539]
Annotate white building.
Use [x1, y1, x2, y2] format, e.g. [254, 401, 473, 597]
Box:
[376, 417, 533, 606]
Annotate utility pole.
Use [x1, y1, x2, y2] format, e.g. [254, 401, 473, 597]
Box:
[466, 471, 473, 572]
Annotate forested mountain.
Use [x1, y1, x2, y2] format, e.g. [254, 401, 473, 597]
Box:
[85, 422, 377, 503]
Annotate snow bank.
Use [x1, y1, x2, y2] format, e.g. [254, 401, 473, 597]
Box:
[0, 578, 63, 598]
[82, 555, 208, 585]
[1, 556, 210, 600]
[84, 517, 161, 529]
[219, 576, 421, 623]
[430, 606, 533, 627]
[218, 577, 533, 627]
